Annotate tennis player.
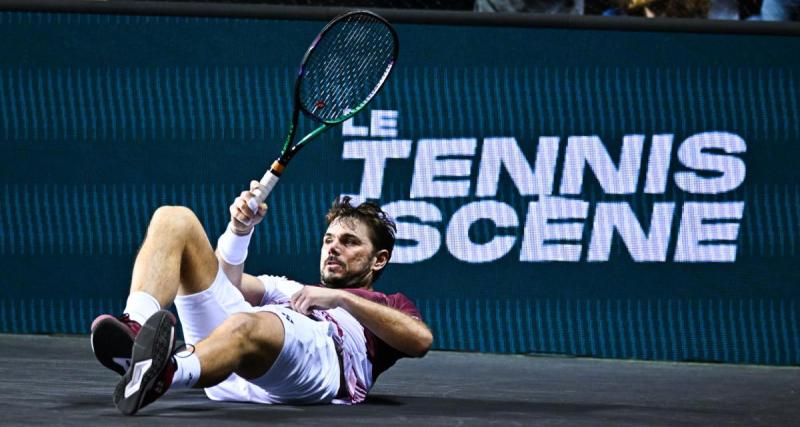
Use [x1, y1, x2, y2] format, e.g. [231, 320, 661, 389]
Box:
[90, 181, 433, 415]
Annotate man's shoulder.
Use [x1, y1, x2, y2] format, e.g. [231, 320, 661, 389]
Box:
[257, 274, 311, 285]
[345, 288, 419, 313]
[257, 274, 305, 302]
[343, 287, 390, 300]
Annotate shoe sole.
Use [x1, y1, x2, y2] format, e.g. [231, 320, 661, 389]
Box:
[113, 310, 176, 415]
[90, 316, 134, 376]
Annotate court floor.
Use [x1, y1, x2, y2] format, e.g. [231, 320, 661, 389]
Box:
[1, 333, 798, 426]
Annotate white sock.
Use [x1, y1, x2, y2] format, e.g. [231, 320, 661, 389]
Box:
[123, 291, 161, 325]
[172, 351, 201, 389]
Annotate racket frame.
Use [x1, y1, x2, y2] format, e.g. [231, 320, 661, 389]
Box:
[249, 10, 398, 210]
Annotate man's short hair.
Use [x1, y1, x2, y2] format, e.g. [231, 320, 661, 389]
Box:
[325, 196, 396, 282]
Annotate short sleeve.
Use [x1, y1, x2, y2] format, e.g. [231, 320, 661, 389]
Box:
[386, 292, 422, 321]
[257, 275, 304, 306]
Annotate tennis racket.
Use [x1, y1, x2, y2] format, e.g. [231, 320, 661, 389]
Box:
[247, 10, 399, 213]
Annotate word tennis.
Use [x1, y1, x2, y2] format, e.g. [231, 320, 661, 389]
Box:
[341, 110, 746, 264]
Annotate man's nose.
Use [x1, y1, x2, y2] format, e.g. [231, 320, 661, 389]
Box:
[327, 241, 341, 255]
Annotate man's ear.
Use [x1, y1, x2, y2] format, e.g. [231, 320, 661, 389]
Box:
[372, 249, 390, 272]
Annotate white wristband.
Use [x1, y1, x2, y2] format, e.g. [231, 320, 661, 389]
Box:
[217, 225, 253, 265]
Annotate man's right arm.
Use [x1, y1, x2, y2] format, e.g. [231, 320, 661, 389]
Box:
[216, 181, 269, 306]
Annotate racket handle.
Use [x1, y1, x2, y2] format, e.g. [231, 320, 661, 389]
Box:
[248, 169, 281, 213]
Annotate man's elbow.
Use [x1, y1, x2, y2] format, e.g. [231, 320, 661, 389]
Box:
[409, 330, 434, 358]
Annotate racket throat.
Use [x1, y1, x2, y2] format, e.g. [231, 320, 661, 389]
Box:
[269, 159, 286, 177]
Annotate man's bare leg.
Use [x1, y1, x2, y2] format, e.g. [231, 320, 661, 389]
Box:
[115, 309, 287, 415]
[91, 205, 219, 375]
[189, 312, 285, 387]
[130, 205, 219, 307]
[105, 206, 288, 413]
[131, 208, 285, 386]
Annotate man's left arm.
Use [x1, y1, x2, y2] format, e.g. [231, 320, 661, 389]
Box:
[291, 286, 433, 357]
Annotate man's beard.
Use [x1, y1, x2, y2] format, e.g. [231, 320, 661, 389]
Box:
[320, 264, 372, 289]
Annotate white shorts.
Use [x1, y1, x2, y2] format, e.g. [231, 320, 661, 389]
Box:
[173, 267, 341, 404]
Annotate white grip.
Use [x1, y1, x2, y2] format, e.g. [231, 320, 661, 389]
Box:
[248, 170, 280, 213]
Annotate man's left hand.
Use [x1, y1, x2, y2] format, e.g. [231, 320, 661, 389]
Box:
[290, 286, 345, 315]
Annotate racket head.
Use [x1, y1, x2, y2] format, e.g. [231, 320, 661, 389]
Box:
[294, 10, 399, 125]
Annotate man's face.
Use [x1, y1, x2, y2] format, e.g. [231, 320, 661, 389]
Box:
[319, 217, 381, 289]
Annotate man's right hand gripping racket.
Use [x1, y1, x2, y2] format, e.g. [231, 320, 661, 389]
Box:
[247, 10, 399, 213]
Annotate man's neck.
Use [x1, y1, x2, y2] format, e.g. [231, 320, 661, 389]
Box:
[321, 280, 373, 291]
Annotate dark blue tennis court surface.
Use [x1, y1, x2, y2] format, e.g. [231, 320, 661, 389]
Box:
[2, 333, 798, 426]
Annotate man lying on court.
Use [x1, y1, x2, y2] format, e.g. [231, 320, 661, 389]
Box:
[90, 182, 433, 415]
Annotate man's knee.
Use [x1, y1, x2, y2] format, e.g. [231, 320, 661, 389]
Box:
[219, 312, 284, 378]
[223, 313, 282, 347]
[149, 206, 201, 236]
[222, 313, 258, 342]
[147, 205, 217, 295]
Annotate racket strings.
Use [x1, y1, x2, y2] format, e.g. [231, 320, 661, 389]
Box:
[323, 32, 393, 117]
[300, 13, 395, 122]
[315, 25, 371, 106]
[307, 19, 389, 115]
[319, 24, 384, 112]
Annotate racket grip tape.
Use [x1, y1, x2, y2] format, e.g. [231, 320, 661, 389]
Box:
[248, 164, 283, 213]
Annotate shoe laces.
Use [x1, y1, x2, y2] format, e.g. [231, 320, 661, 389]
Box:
[119, 314, 142, 335]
